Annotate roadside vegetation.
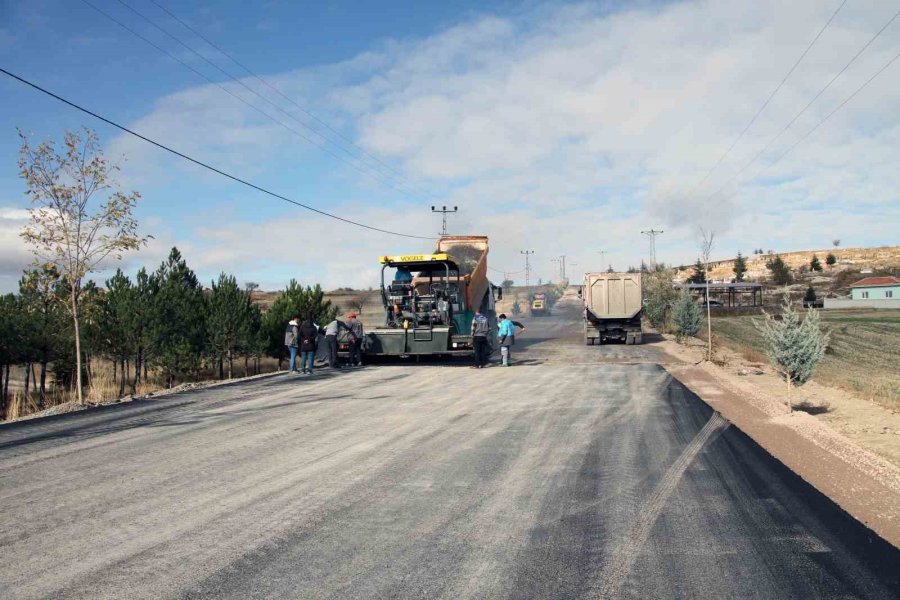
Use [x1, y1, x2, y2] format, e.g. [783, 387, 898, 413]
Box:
[703, 309, 900, 411]
[0, 247, 337, 421]
[0, 128, 337, 421]
[754, 295, 829, 412]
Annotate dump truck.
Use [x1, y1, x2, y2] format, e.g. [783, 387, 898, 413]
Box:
[581, 272, 643, 345]
[364, 236, 500, 358]
[530, 292, 549, 316]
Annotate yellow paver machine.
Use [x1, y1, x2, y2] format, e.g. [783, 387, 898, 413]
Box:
[364, 236, 501, 358]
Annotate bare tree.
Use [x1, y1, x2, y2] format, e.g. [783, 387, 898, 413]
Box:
[347, 290, 375, 314]
[698, 227, 715, 362]
[18, 128, 147, 405]
[244, 281, 259, 305]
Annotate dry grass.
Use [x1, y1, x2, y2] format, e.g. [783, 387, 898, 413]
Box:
[704, 309, 900, 411]
[3, 355, 286, 421]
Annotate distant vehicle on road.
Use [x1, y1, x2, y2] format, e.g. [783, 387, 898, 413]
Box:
[530, 292, 549, 316]
[581, 272, 643, 345]
[701, 299, 724, 308]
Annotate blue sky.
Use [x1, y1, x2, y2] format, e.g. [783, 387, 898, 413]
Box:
[1, 0, 898, 292]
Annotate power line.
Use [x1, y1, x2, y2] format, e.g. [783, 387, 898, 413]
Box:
[0, 67, 434, 240]
[81, 0, 423, 201]
[113, 0, 420, 196]
[146, 0, 423, 195]
[702, 45, 900, 205]
[692, 0, 848, 191]
[763, 46, 900, 173]
[706, 5, 900, 199]
[487, 266, 526, 275]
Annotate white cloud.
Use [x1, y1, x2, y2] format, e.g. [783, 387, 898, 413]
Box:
[0, 205, 32, 290]
[5, 0, 899, 293]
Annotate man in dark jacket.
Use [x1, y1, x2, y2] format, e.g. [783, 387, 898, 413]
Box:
[347, 313, 365, 367]
[323, 318, 349, 368]
[284, 316, 302, 373]
[470, 309, 490, 369]
[298, 316, 319, 374]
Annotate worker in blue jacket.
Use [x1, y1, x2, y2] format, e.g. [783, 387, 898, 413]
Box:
[497, 313, 526, 366]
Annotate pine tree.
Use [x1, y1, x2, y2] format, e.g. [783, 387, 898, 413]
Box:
[148, 248, 207, 388]
[733, 252, 747, 282]
[130, 268, 153, 392]
[18, 267, 70, 408]
[804, 286, 817, 306]
[262, 280, 337, 367]
[810, 255, 823, 272]
[207, 273, 252, 380]
[826, 253, 837, 267]
[673, 290, 703, 342]
[686, 259, 706, 284]
[0, 294, 24, 416]
[754, 295, 829, 412]
[99, 269, 138, 397]
[766, 256, 792, 286]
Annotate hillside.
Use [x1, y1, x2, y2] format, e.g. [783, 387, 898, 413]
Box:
[674, 245, 900, 292]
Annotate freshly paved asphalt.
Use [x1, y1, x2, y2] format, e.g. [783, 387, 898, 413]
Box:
[0, 301, 897, 599]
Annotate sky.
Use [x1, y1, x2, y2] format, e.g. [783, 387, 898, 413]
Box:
[1, 0, 898, 293]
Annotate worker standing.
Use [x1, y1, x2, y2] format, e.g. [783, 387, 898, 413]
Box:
[347, 313, 365, 367]
[497, 313, 515, 366]
[470, 309, 490, 369]
[323, 317, 349, 369]
[298, 316, 319, 374]
[284, 316, 301, 374]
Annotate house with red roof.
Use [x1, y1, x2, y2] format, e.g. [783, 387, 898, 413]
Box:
[849, 276, 900, 301]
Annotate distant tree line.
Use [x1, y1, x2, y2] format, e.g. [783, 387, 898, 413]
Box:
[0, 247, 336, 419]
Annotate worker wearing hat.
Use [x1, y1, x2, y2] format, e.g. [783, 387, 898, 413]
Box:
[347, 312, 365, 367]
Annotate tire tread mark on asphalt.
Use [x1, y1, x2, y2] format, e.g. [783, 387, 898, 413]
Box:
[593, 412, 729, 599]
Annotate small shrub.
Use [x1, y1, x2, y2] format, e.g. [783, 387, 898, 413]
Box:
[754, 294, 829, 412]
[643, 268, 678, 331]
[673, 291, 703, 342]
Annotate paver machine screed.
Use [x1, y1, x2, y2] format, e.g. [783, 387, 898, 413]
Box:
[364, 236, 500, 358]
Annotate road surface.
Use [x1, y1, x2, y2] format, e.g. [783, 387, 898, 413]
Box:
[1, 296, 897, 599]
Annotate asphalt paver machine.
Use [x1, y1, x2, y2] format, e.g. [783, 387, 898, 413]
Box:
[364, 236, 499, 358]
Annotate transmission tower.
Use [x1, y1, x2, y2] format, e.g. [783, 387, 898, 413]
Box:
[641, 229, 664, 266]
[520, 250, 535, 288]
[431, 205, 458, 236]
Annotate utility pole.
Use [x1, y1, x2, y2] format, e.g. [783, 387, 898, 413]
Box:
[431, 205, 458, 236]
[641, 229, 664, 267]
[551, 255, 566, 281]
[597, 250, 606, 270]
[521, 250, 535, 288]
